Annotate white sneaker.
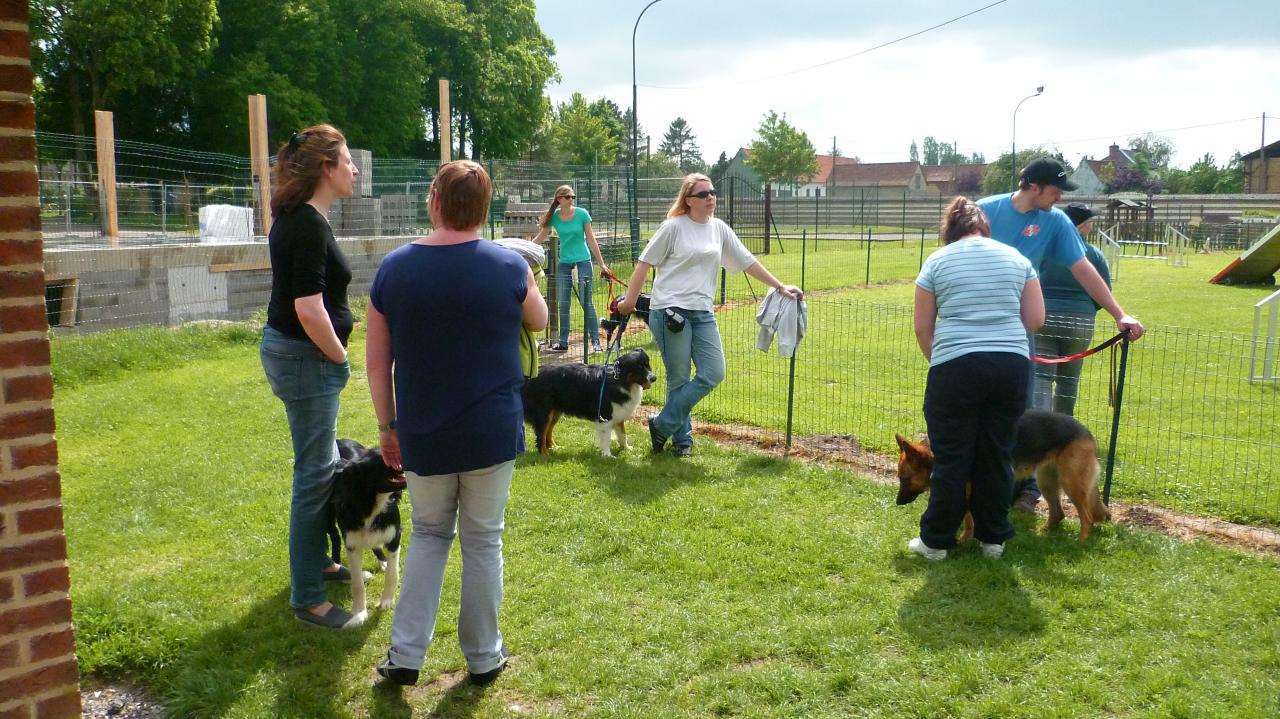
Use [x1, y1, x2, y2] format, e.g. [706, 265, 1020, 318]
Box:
[907, 537, 947, 560]
[980, 542, 1004, 558]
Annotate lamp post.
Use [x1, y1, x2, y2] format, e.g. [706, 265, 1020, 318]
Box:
[631, 0, 663, 259]
[1011, 85, 1044, 190]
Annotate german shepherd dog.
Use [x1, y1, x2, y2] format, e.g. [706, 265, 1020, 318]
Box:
[327, 438, 406, 623]
[895, 411, 1112, 541]
[522, 348, 657, 457]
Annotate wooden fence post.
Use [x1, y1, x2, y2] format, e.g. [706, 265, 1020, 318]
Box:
[248, 94, 272, 235]
[93, 110, 118, 245]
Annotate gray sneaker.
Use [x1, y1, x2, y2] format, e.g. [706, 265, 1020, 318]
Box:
[1012, 493, 1039, 514]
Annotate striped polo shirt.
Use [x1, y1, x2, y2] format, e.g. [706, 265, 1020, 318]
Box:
[916, 235, 1037, 366]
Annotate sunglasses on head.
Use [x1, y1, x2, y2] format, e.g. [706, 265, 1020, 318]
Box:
[690, 189, 717, 199]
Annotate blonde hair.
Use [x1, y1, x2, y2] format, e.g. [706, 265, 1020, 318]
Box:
[666, 173, 713, 219]
[270, 124, 346, 217]
[939, 196, 991, 244]
[539, 185, 575, 229]
[429, 160, 492, 231]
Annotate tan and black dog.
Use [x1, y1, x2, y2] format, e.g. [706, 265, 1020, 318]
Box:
[895, 411, 1111, 541]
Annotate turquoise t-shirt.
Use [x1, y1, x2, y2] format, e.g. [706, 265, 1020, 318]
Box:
[977, 193, 1084, 272]
[550, 207, 592, 264]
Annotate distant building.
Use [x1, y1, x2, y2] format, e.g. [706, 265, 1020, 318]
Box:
[829, 161, 929, 198]
[1241, 140, 1280, 193]
[923, 164, 987, 197]
[1070, 144, 1137, 195]
[721, 148, 857, 198]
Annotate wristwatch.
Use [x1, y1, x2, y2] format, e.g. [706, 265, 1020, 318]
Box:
[377, 419, 396, 432]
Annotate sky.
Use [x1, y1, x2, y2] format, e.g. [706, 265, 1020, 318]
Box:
[533, 0, 1280, 170]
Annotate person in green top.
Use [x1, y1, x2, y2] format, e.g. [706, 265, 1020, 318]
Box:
[533, 185, 612, 352]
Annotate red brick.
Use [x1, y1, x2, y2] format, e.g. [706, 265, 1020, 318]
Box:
[11, 439, 58, 469]
[0, 303, 47, 333]
[29, 630, 75, 663]
[0, 2, 29, 23]
[5, 374, 53, 404]
[0, 640, 19, 670]
[0, 30, 31, 60]
[0, 170, 39, 198]
[0, 272, 44, 298]
[0, 533, 66, 573]
[0, 408, 55, 439]
[0, 474, 61, 505]
[35, 691, 81, 719]
[0, 100, 34, 130]
[0, 659, 78, 707]
[17, 507, 63, 535]
[0, 704, 33, 719]
[0, 576, 13, 602]
[0, 135, 36, 161]
[0, 65, 32, 95]
[20, 566, 69, 600]
[0, 206, 40, 233]
[0, 597, 72, 637]
[0, 339, 49, 369]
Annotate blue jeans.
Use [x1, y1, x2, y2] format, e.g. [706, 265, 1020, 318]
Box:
[648, 308, 725, 448]
[1032, 312, 1095, 416]
[556, 260, 600, 345]
[260, 327, 350, 609]
[388, 460, 514, 674]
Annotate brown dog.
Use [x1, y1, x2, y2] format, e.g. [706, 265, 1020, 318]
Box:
[895, 411, 1112, 541]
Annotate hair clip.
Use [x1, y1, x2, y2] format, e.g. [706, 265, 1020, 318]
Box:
[288, 131, 310, 148]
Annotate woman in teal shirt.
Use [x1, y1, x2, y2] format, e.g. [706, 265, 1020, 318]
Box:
[533, 185, 612, 352]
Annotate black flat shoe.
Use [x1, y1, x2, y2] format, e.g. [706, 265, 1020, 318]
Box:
[673, 445, 693, 458]
[648, 418, 668, 453]
[376, 651, 420, 686]
[468, 647, 508, 686]
[322, 565, 373, 583]
[293, 605, 358, 629]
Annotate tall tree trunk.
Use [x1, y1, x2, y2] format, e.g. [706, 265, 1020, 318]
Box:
[456, 111, 466, 160]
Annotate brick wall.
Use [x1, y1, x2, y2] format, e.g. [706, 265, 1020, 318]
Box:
[0, 2, 83, 717]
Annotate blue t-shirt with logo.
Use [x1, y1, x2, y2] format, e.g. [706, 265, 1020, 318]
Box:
[977, 193, 1085, 271]
[369, 240, 528, 475]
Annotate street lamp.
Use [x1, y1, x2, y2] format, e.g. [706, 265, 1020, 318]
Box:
[631, 0, 664, 259]
[1011, 85, 1044, 190]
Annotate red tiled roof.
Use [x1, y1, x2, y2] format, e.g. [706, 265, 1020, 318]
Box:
[831, 161, 922, 186]
[922, 164, 987, 183]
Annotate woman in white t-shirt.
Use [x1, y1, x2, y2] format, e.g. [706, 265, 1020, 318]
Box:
[617, 173, 801, 458]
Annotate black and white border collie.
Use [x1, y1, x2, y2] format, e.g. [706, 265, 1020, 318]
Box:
[328, 438, 406, 624]
[522, 348, 657, 457]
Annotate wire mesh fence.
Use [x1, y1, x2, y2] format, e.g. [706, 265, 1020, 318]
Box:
[32, 131, 1280, 533]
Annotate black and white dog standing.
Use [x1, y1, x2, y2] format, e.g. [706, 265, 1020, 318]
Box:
[522, 348, 657, 457]
[329, 438, 405, 624]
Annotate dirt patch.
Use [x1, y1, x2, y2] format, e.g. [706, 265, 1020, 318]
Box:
[694, 420, 1280, 556]
[81, 681, 166, 718]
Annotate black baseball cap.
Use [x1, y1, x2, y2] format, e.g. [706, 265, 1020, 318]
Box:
[1020, 157, 1077, 191]
[1063, 203, 1095, 227]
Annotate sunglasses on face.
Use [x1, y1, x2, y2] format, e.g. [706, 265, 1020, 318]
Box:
[559, 195, 575, 200]
[690, 189, 718, 199]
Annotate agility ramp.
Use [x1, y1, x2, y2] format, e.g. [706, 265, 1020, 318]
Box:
[1210, 223, 1280, 284]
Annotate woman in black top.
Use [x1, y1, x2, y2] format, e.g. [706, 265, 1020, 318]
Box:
[259, 124, 362, 629]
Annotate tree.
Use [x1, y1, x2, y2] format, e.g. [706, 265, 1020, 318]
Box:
[745, 110, 818, 191]
[658, 117, 704, 173]
[32, 0, 218, 142]
[1215, 152, 1245, 193]
[708, 151, 730, 185]
[981, 149, 1067, 195]
[1128, 133, 1174, 171]
[641, 151, 681, 179]
[909, 140, 919, 163]
[922, 136, 940, 165]
[550, 93, 620, 165]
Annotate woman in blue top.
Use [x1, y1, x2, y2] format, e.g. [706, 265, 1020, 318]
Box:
[532, 185, 611, 352]
[909, 196, 1044, 561]
[367, 160, 548, 687]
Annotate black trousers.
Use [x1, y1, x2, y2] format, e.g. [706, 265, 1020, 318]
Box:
[920, 351, 1029, 549]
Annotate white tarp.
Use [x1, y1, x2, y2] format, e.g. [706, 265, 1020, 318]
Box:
[198, 205, 253, 244]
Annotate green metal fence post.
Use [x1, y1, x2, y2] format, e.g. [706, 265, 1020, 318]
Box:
[1103, 339, 1131, 504]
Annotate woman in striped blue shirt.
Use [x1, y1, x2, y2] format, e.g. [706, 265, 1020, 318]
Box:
[907, 196, 1044, 560]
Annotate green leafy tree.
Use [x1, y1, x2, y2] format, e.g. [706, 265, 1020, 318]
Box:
[709, 151, 730, 184]
[981, 149, 1067, 195]
[31, 0, 218, 142]
[659, 117, 704, 173]
[1128, 133, 1174, 171]
[641, 151, 681, 178]
[922, 137, 940, 165]
[746, 110, 818, 192]
[551, 93, 620, 165]
[1215, 152, 1245, 193]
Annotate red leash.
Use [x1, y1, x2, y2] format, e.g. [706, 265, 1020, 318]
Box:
[1031, 331, 1129, 365]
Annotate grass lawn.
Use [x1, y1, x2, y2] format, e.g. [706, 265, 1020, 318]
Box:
[53, 323, 1280, 718]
